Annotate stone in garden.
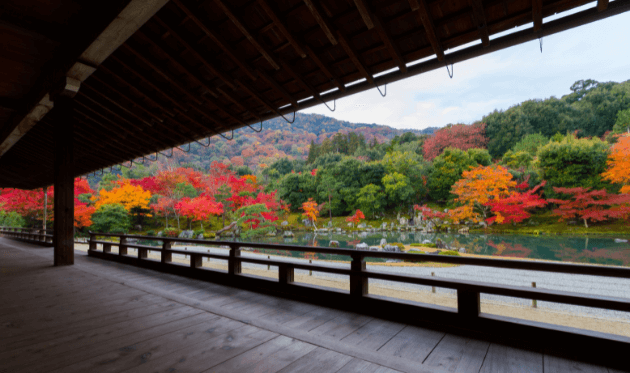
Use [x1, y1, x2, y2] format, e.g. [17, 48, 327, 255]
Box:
[329, 240, 339, 247]
[614, 238, 628, 243]
[422, 239, 432, 244]
[383, 244, 400, 252]
[399, 217, 407, 226]
[380, 238, 387, 246]
[318, 228, 328, 233]
[444, 209, 449, 213]
[197, 234, 204, 239]
[127, 238, 138, 244]
[369, 246, 381, 251]
[356, 242, 369, 250]
[179, 230, 194, 239]
[478, 222, 487, 228]
[358, 232, 367, 238]
[381, 222, 388, 230]
[266, 232, 276, 237]
[283, 231, 294, 237]
[436, 239, 447, 249]
[281, 221, 289, 226]
[458, 227, 469, 234]
[336, 228, 342, 233]
[386, 259, 402, 263]
[459, 247, 466, 253]
[348, 223, 353, 227]
[157, 231, 163, 237]
[302, 219, 311, 226]
[327, 221, 332, 228]
[390, 222, 395, 229]
[134, 225, 142, 231]
[358, 223, 366, 229]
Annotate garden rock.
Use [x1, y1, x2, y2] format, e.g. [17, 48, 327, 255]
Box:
[380, 238, 387, 246]
[134, 225, 142, 231]
[329, 240, 339, 247]
[381, 223, 388, 230]
[399, 217, 407, 226]
[615, 238, 628, 243]
[458, 227, 469, 234]
[383, 244, 400, 253]
[281, 221, 289, 226]
[369, 246, 381, 251]
[179, 230, 194, 239]
[327, 221, 333, 228]
[283, 231, 294, 238]
[197, 234, 204, 239]
[358, 223, 367, 229]
[459, 247, 466, 253]
[356, 243, 369, 250]
[157, 231, 163, 237]
[302, 219, 311, 226]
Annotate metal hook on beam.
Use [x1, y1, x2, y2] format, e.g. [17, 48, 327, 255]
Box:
[159, 148, 174, 158]
[176, 143, 191, 153]
[323, 98, 336, 112]
[279, 110, 296, 124]
[446, 63, 454, 79]
[539, 37, 543, 53]
[248, 121, 263, 133]
[195, 137, 211, 147]
[376, 84, 387, 97]
[219, 130, 234, 140]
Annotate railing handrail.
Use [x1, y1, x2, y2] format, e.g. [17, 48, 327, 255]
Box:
[86, 231, 630, 279]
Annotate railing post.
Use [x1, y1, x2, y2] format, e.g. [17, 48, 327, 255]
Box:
[191, 253, 202, 269]
[228, 244, 241, 275]
[119, 236, 128, 256]
[532, 282, 537, 308]
[138, 245, 148, 259]
[39, 229, 46, 242]
[161, 240, 172, 263]
[457, 289, 480, 318]
[88, 233, 96, 251]
[350, 254, 368, 297]
[279, 263, 294, 284]
[103, 242, 112, 253]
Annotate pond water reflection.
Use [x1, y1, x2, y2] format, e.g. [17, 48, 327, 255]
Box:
[224, 231, 630, 266]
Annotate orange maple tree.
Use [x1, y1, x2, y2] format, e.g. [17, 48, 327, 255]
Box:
[450, 165, 516, 223]
[601, 133, 630, 194]
[345, 209, 365, 226]
[301, 198, 319, 229]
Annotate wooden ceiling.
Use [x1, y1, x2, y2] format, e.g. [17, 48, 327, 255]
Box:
[0, 0, 628, 189]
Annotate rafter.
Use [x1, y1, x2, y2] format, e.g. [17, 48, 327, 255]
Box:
[303, 0, 338, 45]
[171, 0, 258, 81]
[598, 0, 609, 11]
[354, 0, 407, 72]
[532, 0, 543, 31]
[213, 0, 280, 70]
[353, 0, 375, 29]
[256, 0, 306, 58]
[408, 0, 445, 61]
[336, 30, 375, 85]
[469, 0, 490, 46]
[256, 69, 299, 109]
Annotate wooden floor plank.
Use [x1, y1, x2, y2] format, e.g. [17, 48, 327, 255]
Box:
[340, 319, 406, 351]
[377, 325, 446, 363]
[543, 355, 609, 373]
[335, 358, 383, 373]
[308, 312, 374, 340]
[276, 347, 354, 373]
[127, 325, 278, 373]
[48, 316, 246, 373]
[478, 344, 543, 373]
[281, 306, 345, 331]
[422, 334, 490, 373]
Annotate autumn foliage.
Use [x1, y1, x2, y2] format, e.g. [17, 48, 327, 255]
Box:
[423, 123, 488, 160]
[548, 187, 630, 228]
[345, 209, 365, 226]
[601, 133, 630, 194]
[301, 198, 319, 228]
[485, 182, 547, 224]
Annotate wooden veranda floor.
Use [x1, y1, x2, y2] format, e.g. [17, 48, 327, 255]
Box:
[0, 238, 626, 373]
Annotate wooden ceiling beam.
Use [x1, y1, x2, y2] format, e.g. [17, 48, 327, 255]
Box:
[598, 0, 609, 11]
[354, 0, 407, 72]
[153, 16, 237, 90]
[256, 69, 299, 109]
[533, 0, 544, 31]
[256, 0, 307, 58]
[302, 44, 346, 92]
[172, 0, 258, 81]
[336, 30, 375, 85]
[213, 0, 280, 70]
[303, 0, 338, 45]
[408, 0, 445, 61]
[353, 0, 375, 29]
[469, 0, 491, 46]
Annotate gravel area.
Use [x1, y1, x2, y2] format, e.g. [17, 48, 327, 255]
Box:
[176, 244, 630, 322]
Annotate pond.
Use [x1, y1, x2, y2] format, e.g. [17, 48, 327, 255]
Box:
[218, 231, 630, 266]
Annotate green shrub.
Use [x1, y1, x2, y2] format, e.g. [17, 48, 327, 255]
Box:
[391, 242, 405, 250]
[193, 229, 204, 237]
[110, 227, 126, 235]
[410, 243, 436, 248]
[163, 228, 180, 238]
[408, 250, 426, 254]
[91, 204, 130, 233]
[0, 210, 25, 227]
[203, 232, 216, 239]
[145, 230, 155, 236]
[438, 250, 461, 256]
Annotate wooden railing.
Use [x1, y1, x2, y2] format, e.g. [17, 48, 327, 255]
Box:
[82, 232, 630, 367]
[0, 227, 53, 245]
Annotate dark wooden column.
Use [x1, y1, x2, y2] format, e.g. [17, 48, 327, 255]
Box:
[53, 78, 80, 266]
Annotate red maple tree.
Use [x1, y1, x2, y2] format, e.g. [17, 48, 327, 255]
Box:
[423, 123, 488, 160]
[485, 182, 547, 224]
[548, 187, 630, 228]
[345, 209, 365, 226]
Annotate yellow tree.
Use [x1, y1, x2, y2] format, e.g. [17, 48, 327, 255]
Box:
[450, 165, 516, 222]
[94, 182, 152, 212]
[602, 133, 630, 193]
[300, 198, 319, 229]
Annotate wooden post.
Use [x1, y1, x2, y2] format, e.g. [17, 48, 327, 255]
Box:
[43, 186, 48, 232]
[119, 236, 128, 256]
[228, 244, 241, 275]
[88, 233, 96, 251]
[138, 245, 148, 259]
[309, 259, 312, 276]
[532, 282, 537, 308]
[457, 289, 480, 318]
[279, 263, 294, 284]
[191, 254, 202, 269]
[161, 240, 172, 263]
[53, 85, 78, 266]
[103, 242, 112, 253]
[350, 254, 368, 297]
[431, 272, 436, 293]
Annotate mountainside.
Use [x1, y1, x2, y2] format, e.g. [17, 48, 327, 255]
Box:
[168, 113, 437, 171]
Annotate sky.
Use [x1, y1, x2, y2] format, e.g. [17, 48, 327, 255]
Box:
[301, 2, 630, 130]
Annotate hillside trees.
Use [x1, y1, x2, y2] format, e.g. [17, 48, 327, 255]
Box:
[601, 134, 630, 193]
[422, 123, 487, 160]
[548, 187, 630, 227]
[428, 148, 491, 201]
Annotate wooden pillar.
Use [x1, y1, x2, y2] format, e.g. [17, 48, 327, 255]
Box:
[350, 254, 368, 297]
[53, 78, 80, 266]
[228, 244, 242, 275]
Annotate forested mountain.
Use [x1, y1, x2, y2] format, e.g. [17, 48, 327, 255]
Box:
[159, 113, 436, 172]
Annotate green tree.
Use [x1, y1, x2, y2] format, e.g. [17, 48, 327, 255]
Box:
[236, 204, 276, 240]
[0, 209, 25, 227]
[612, 108, 630, 135]
[316, 172, 345, 217]
[502, 150, 533, 169]
[277, 173, 316, 212]
[382, 172, 414, 210]
[511, 133, 549, 155]
[537, 134, 611, 197]
[356, 184, 385, 218]
[91, 204, 131, 233]
[428, 148, 486, 201]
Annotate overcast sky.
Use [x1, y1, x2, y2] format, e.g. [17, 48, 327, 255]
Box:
[301, 2, 630, 130]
